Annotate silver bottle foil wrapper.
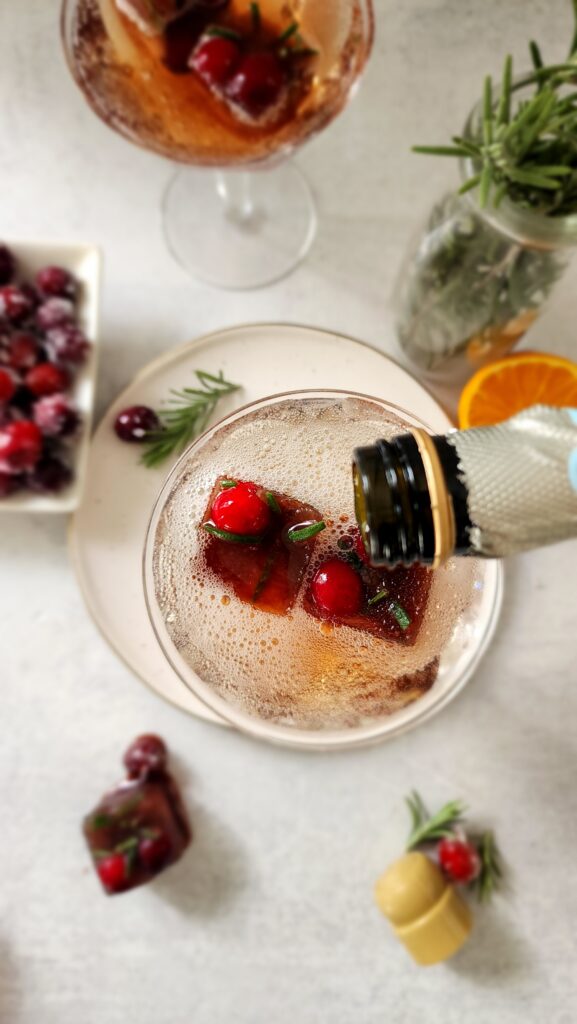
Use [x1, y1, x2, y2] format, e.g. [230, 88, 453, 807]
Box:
[446, 406, 577, 557]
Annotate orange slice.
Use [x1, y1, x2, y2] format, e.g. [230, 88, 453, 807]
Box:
[458, 352, 577, 429]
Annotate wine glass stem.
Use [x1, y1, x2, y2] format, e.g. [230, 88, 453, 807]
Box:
[215, 170, 257, 226]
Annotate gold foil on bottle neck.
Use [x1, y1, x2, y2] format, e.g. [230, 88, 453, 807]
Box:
[410, 428, 456, 569]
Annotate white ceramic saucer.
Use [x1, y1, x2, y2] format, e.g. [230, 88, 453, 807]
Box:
[70, 324, 503, 730]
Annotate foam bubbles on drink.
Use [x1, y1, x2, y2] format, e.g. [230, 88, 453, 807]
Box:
[152, 396, 476, 730]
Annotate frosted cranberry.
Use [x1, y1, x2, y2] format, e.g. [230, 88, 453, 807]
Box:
[97, 854, 127, 894]
[34, 394, 80, 438]
[0, 471, 22, 498]
[0, 245, 15, 286]
[115, 406, 160, 443]
[124, 734, 167, 779]
[46, 325, 90, 365]
[25, 363, 70, 397]
[36, 298, 75, 331]
[5, 332, 42, 371]
[36, 265, 77, 300]
[0, 369, 16, 403]
[0, 286, 35, 324]
[191, 36, 241, 87]
[310, 559, 364, 618]
[0, 420, 43, 473]
[139, 834, 172, 872]
[211, 481, 271, 535]
[438, 838, 481, 884]
[227, 51, 286, 115]
[20, 283, 40, 310]
[28, 454, 73, 494]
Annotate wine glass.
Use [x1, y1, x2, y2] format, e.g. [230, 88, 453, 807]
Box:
[61, 0, 374, 289]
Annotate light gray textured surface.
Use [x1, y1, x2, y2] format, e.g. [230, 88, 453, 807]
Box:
[1, 2, 577, 1022]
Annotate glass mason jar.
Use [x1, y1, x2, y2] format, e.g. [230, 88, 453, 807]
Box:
[395, 98, 577, 382]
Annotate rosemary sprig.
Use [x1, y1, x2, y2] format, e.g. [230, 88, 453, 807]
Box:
[389, 600, 411, 630]
[203, 524, 264, 545]
[250, 1, 261, 32]
[413, 2, 577, 216]
[469, 830, 504, 903]
[265, 491, 281, 514]
[367, 588, 388, 607]
[141, 370, 240, 468]
[406, 791, 467, 850]
[287, 520, 326, 543]
[206, 24, 243, 41]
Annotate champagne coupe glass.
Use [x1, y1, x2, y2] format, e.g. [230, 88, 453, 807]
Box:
[61, 0, 374, 289]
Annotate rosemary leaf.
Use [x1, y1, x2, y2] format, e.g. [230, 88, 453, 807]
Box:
[529, 40, 544, 73]
[406, 793, 467, 850]
[497, 55, 513, 125]
[287, 521, 326, 543]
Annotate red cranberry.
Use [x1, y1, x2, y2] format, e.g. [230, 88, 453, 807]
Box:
[0, 369, 16, 404]
[25, 363, 70, 398]
[0, 420, 43, 473]
[34, 394, 80, 438]
[226, 51, 286, 116]
[28, 454, 73, 494]
[20, 283, 40, 310]
[0, 471, 22, 498]
[438, 838, 481, 884]
[0, 245, 15, 286]
[114, 406, 160, 443]
[36, 265, 77, 300]
[97, 853, 127, 894]
[123, 735, 168, 779]
[310, 559, 364, 618]
[191, 36, 241, 87]
[139, 834, 172, 873]
[45, 325, 90, 365]
[5, 332, 42, 371]
[36, 298, 75, 331]
[211, 481, 271, 535]
[0, 286, 35, 324]
[354, 531, 371, 565]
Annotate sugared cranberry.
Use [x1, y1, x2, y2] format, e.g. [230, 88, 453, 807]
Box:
[0, 285, 35, 324]
[438, 838, 481, 884]
[20, 283, 40, 310]
[227, 51, 286, 115]
[139, 834, 172, 873]
[0, 369, 16, 404]
[46, 325, 90, 365]
[211, 481, 271, 535]
[0, 471, 22, 498]
[25, 363, 70, 398]
[4, 332, 42, 371]
[34, 394, 80, 438]
[0, 420, 43, 473]
[97, 854, 127, 894]
[36, 298, 75, 331]
[191, 35, 241, 87]
[114, 406, 160, 443]
[0, 245, 15, 286]
[124, 735, 168, 779]
[36, 265, 77, 300]
[310, 559, 364, 618]
[28, 454, 73, 494]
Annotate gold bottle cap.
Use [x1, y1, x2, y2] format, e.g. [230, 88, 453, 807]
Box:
[375, 852, 472, 966]
[410, 428, 456, 569]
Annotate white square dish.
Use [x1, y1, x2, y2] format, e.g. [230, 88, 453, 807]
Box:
[0, 240, 101, 513]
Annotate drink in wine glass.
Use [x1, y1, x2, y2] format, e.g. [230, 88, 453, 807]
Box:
[144, 393, 480, 744]
[62, 0, 374, 286]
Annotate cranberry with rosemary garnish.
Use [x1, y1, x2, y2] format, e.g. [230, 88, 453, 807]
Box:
[0, 420, 43, 473]
[25, 363, 70, 398]
[139, 834, 172, 873]
[115, 406, 160, 443]
[191, 35, 241, 87]
[0, 369, 16, 404]
[211, 480, 271, 536]
[310, 559, 364, 618]
[36, 265, 77, 300]
[438, 837, 481, 884]
[226, 51, 287, 116]
[0, 285, 35, 324]
[28, 455, 73, 494]
[0, 245, 15, 286]
[34, 394, 80, 438]
[123, 734, 168, 779]
[97, 854, 127, 894]
[36, 297, 75, 331]
[45, 324, 90, 365]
